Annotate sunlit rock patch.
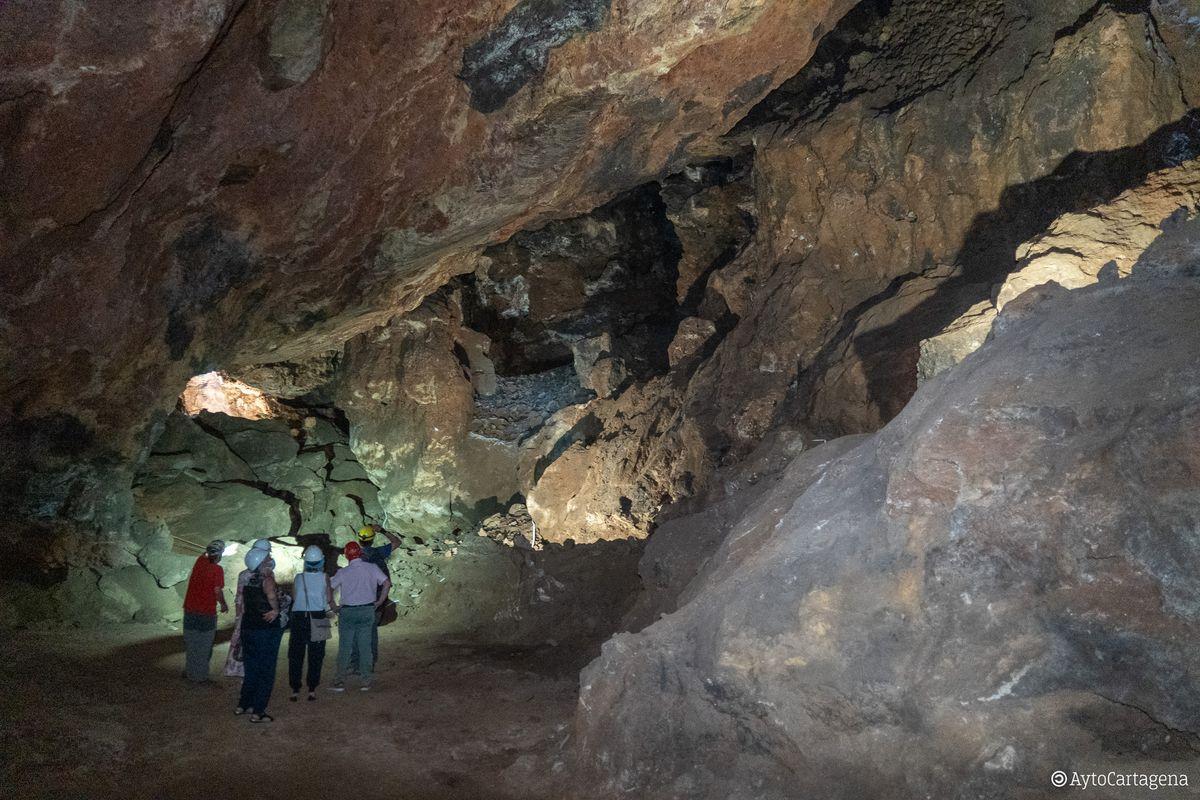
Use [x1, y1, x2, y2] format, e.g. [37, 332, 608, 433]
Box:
[180, 371, 281, 420]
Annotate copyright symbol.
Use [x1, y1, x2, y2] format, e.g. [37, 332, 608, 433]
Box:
[1051, 771, 1068, 788]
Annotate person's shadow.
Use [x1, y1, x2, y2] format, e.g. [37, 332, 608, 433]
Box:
[71, 625, 238, 680]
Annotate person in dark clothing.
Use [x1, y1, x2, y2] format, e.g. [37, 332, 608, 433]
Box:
[354, 524, 401, 670]
[181, 539, 229, 683]
[236, 549, 285, 723]
[288, 545, 333, 702]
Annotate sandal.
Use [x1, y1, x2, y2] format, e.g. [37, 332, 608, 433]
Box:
[249, 713, 274, 724]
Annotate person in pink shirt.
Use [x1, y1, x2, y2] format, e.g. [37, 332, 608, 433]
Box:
[329, 541, 390, 691]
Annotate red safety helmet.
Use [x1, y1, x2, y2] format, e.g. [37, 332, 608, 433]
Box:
[343, 541, 363, 560]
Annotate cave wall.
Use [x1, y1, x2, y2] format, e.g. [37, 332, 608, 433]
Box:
[485, 0, 1200, 544]
[575, 272, 1200, 800]
[0, 0, 860, 571]
[711, 0, 1199, 438]
[1, 0, 1197, 680]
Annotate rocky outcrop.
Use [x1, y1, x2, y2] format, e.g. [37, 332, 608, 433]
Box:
[0, 402, 382, 626]
[464, 183, 681, 379]
[0, 0, 859, 563]
[921, 151, 1200, 380]
[715, 0, 1200, 438]
[575, 275, 1200, 799]
[480, 0, 1200, 545]
[334, 292, 517, 536]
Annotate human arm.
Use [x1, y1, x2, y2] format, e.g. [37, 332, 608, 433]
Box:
[326, 576, 338, 614]
[261, 574, 280, 623]
[235, 575, 245, 617]
[214, 565, 228, 613]
[375, 578, 392, 608]
[376, 525, 401, 550]
[371, 563, 391, 608]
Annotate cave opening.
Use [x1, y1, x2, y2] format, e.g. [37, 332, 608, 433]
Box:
[4, 0, 1200, 797]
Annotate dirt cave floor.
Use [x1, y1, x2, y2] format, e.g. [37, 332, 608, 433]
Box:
[1, 623, 583, 800]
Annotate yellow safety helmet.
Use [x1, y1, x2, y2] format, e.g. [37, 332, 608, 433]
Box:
[357, 525, 377, 544]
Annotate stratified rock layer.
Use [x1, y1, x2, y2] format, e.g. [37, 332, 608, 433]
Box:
[575, 276, 1200, 798]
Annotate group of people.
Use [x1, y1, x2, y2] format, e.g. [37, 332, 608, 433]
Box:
[181, 524, 401, 723]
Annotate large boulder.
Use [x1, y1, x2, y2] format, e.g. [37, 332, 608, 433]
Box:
[134, 479, 293, 546]
[575, 276, 1200, 799]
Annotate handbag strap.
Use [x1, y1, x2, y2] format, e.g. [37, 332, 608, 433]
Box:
[299, 571, 329, 612]
[300, 571, 311, 611]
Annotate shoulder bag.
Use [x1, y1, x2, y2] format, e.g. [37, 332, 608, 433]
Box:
[300, 573, 332, 642]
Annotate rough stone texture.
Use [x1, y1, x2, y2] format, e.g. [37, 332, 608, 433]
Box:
[259, 0, 331, 90]
[460, 0, 611, 113]
[4, 0, 1200, 665]
[464, 184, 680, 378]
[915, 299, 994, 384]
[0, 0, 858, 566]
[575, 276, 1200, 799]
[920, 153, 1200, 377]
[658, 156, 756, 307]
[623, 430, 868, 632]
[229, 350, 341, 399]
[666, 317, 717, 368]
[724, 0, 1198, 438]
[178, 371, 282, 418]
[335, 292, 502, 536]
[0, 399, 386, 626]
[524, 375, 712, 543]
[491, 0, 1200, 546]
[1001, 156, 1200, 306]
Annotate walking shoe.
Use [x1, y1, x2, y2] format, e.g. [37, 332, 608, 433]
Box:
[359, 683, 372, 692]
[289, 692, 299, 702]
[329, 682, 345, 692]
[307, 691, 317, 701]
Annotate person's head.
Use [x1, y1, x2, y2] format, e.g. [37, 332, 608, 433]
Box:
[205, 540, 226, 564]
[244, 548, 269, 573]
[250, 538, 272, 554]
[344, 541, 363, 562]
[302, 545, 324, 572]
[357, 526, 377, 546]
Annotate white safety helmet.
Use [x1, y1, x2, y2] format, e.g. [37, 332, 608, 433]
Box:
[302, 545, 324, 564]
[244, 549, 269, 572]
[250, 538, 272, 553]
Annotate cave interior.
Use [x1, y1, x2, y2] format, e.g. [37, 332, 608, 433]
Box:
[2, 0, 1200, 798]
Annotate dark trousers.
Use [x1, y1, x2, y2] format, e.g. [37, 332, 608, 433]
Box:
[238, 626, 283, 714]
[288, 611, 327, 692]
[182, 612, 217, 682]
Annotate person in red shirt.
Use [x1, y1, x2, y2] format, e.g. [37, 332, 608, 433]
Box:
[182, 540, 229, 683]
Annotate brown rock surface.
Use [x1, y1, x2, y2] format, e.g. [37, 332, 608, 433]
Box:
[575, 275, 1200, 799]
[3, 0, 1199, 652]
[717, 0, 1198, 438]
[507, 0, 1200, 545]
[0, 0, 856, 518]
[334, 292, 495, 535]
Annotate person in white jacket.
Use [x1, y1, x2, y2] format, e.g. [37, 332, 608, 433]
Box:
[288, 545, 334, 701]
